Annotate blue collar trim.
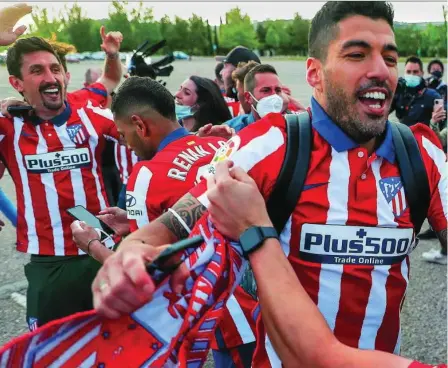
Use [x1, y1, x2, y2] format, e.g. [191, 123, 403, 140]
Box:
[310, 97, 395, 163]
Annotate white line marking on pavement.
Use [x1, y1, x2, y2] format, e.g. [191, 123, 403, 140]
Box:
[11, 292, 27, 309]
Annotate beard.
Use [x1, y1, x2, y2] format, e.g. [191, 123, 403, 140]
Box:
[323, 71, 389, 144]
[39, 81, 66, 111]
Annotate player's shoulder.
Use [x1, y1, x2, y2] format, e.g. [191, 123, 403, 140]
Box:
[0, 113, 23, 130]
[127, 160, 155, 186]
[410, 123, 444, 151]
[78, 99, 114, 122]
[235, 112, 286, 141]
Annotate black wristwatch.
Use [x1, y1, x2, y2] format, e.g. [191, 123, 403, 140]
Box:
[239, 226, 279, 258]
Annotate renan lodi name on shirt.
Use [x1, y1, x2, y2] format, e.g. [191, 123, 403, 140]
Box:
[167, 142, 226, 181]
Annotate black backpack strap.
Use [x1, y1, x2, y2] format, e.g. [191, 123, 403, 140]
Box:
[390, 122, 430, 234]
[266, 112, 312, 233]
[239, 112, 311, 301]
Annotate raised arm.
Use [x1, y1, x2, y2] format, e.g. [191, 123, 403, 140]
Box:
[96, 26, 123, 94]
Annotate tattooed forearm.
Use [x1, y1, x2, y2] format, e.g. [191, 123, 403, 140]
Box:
[436, 229, 447, 252]
[158, 193, 207, 240]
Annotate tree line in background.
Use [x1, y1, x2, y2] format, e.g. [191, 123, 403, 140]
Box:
[4, 1, 448, 58]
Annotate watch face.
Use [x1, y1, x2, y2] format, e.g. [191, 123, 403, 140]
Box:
[240, 227, 262, 256]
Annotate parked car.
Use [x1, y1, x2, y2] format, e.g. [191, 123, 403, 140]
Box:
[91, 51, 106, 60]
[65, 53, 81, 63]
[173, 51, 190, 60]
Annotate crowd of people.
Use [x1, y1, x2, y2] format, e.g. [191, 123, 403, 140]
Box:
[0, 2, 446, 368]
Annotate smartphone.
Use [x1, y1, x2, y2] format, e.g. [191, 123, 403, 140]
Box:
[434, 99, 444, 111]
[146, 235, 204, 275]
[7, 106, 33, 117]
[66, 205, 114, 241]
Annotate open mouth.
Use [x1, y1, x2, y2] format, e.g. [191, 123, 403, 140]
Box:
[357, 89, 389, 115]
[40, 86, 61, 99]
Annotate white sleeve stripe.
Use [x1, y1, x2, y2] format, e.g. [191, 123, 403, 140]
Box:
[230, 126, 284, 173]
[198, 126, 285, 209]
[0, 134, 5, 142]
[86, 100, 114, 121]
[421, 136, 448, 220]
[132, 166, 152, 228]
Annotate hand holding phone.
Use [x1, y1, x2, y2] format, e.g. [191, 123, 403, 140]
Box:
[66, 205, 114, 241]
[434, 99, 444, 112]
[146, 235, 204, 276]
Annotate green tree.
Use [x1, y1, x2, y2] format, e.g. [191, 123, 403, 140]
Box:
[130, 2, 161, 50]
[265, 26, 280, 50]
[188, 14, 209, 55]
[28, 7, 62, 39]
[219, 7, 258, 51]
[256, 22, 267, 53]
[60, 3, 97, 52]
[106, 0, 133, 51]
[287, 13, 309, 55]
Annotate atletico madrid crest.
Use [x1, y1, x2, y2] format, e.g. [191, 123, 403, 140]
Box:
[379, 176, 408, 217]
[66, 124, 89, 145]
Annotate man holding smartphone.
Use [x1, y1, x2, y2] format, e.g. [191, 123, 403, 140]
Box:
[0, 24, 124, 331]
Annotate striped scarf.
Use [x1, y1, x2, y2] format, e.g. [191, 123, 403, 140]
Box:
[0, 216, 247, 368]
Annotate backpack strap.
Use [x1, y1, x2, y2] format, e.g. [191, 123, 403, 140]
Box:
[390, 122, 430, 235]
[266, 112, 312, 233]
[240, 112, 312, 301]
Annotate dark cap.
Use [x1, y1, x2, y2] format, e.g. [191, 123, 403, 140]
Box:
[223, 46, 261, 66]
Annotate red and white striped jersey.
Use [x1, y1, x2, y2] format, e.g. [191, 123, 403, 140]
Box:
[0, 100, 120, 255]
[191, 98, 447, 364]
[68, 82, 108, 107]
[125, 130, 226, 232]
[115, 144, 138, 184]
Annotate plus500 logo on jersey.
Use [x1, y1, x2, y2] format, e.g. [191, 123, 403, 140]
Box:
[24, 148, 91, 174]
[300, 224, 414, 265]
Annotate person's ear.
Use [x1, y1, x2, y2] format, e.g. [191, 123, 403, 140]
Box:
[131, 115, 149, 138]
[9, 76, 24, 94]
[306, 57, 324, 92]
[245, 91, 254, 105]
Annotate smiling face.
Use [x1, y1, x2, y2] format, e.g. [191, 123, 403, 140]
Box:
[307, 15, 398, 143]
[9, 51, 67, 117]
[174, 79, 198, 107]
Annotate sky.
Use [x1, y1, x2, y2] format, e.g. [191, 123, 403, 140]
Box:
[5, 1, 447, 28]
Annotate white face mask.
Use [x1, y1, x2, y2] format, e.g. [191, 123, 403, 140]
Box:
[250, 93, 283, 118]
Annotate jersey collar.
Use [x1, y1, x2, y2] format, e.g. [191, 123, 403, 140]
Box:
[30, 101, 72, 127]
[158, 127, 190, 152]
[311, 97, 395, 164]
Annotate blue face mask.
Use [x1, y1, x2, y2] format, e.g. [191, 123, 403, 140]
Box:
[404, 74, 422, 88]
[175, 104, 194, 122]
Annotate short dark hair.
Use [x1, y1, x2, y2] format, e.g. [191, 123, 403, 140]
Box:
[405, 56, 423, 72]
[244, 64, 278, 93]
[232, 60, 260, 85]
[189, 76, 232, 131]
[215, 62, 224, 82]
[111, 76, 176, 121]
[6, 37, 62, 78]
[309, 1, 395, 61]
[427, 59, 444, 75]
